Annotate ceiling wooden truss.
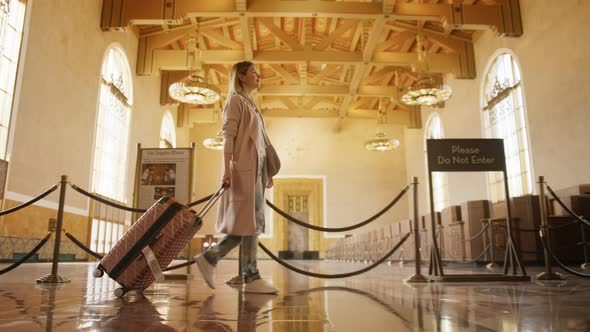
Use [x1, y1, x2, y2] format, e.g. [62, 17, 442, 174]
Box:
[102, 0, 522, 128]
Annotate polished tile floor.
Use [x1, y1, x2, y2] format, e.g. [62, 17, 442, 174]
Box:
[0, 260, 589, 331]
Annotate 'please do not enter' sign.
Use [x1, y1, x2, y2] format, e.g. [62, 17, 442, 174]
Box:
[426, 139, 506, 172]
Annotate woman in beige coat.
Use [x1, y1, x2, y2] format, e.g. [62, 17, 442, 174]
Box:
[194, 61, 279, 294]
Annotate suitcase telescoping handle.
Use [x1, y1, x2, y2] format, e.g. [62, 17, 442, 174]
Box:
[195, 182, 229, 218]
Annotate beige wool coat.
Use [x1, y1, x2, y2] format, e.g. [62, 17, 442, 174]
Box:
[216, 93, 269, 235]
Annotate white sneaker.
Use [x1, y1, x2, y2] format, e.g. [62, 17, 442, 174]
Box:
[242, 279, 278, 294]
[194, 254, 216, 289]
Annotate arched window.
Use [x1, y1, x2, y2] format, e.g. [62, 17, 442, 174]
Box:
[482, 52, 532, 202]
[0, 0, 27, 160]
[90, 46, 132, 254]
[425, 113, 448, 212]
[160, 111, 176, 148]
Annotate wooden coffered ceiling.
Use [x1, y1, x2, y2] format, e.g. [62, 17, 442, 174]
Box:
[101, 0, 522, 128]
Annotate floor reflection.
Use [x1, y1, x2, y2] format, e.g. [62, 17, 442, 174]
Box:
[0, 261, 589, 331]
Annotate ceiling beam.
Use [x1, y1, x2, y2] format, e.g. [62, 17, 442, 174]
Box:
[303, 97, 322, 110]
[235, 0, 247, 12]
[350, 64, 369, 95]
[268, 64, 299, 84]
[279, 96, 299, 110]
[357, 85, 397, 97]
[200, 28, 243, 49]
[258, 17, 303, 50]
[102, 0, 522, 37]
[309, 65, 341, 84]
[338, 95, 353, 119]
[363, 17, 386, 62]
[313, 19, 359, 51]
[240, 17, 253, 60]
[142, 49, 466, 76]
[263, 108, 410, 126]
[255, 50, 363, 64]
[262, 108, 339, 118]
[298, 63, 308, 85]
[386, 21, 471, 42]
[258, 85, 349, 96]
[383, 0, 396, 14]
[376, 30, 415, 52]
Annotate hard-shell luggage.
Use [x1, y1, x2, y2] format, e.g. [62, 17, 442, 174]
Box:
[93, 185, 225, 297]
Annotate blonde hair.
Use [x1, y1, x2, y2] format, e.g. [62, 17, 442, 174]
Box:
[227, 61, 254, 97]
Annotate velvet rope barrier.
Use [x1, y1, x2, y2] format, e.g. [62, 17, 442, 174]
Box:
[441, 244, 491, 264]
[0, 184, 59, 216]
[546, 185, 590, 228]
[462, 223, 490, 243]
[265, 184, 411, 232]
[0, 231, 53, 275]
[257, 233, 410, 279]
[70, 183, 214, 213]
[63, 230, 104, 260]
[539, 229, 590, 278]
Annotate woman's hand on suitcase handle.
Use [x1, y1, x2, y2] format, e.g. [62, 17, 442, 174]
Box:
[222, 170, 231, 188]
[222, 153, 232, 187]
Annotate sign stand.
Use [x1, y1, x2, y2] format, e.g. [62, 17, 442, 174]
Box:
[426, 139, 529, 282]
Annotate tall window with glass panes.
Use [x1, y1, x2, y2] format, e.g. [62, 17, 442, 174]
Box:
[482, 53, 533, 202]
[425, 114, 449, 212]
[0, 1, 26, 160]
[89, 46, 133, 254]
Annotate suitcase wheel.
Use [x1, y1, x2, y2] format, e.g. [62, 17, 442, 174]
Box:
[114, 288, 126, 298]
[92, 268, 104, 278]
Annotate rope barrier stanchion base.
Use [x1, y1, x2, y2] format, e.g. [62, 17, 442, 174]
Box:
[486, 262, 498, 270]
[404, 273, 431, 284]
[536, 271, 567, 281]
[36, 274, 70, 284]
[582, 263, 589, 270]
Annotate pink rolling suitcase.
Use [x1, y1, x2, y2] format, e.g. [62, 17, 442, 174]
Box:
[93, 185, 225, 297]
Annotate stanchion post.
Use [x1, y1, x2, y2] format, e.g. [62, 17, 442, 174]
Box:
[405, 177, 430, 283]
[37, 175, 71, 284]
[536, 176, 566, 281]
[580, 225, 589, 270]
[486, 220, 497, 269]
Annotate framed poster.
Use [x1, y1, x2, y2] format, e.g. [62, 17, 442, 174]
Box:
[134, 144, 194, 210]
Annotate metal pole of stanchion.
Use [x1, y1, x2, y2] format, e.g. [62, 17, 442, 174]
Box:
[486, 221, 497, 269]
[405, 177, 430, 283]
[580, 224, 589, 270]
[536, 176, 566, 281]
[37, 175, 70, 283]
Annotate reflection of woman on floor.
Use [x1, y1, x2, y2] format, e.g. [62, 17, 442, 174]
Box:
[193, 61, 278, 294]
[192, 293, 276, 331]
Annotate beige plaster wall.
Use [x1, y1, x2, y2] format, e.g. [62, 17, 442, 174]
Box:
[191, 116, 410, 236]
[6, 0, 166, 217]
[404, 0, 590, 214]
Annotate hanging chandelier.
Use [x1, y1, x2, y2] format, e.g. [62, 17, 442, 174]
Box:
[400, 75, 452, 106]
[365, 132, 400, 151]
[365, 99, 400, 151]
[400, 28, 452, 107]
[168, 74, 220, 105]
[168, 26, 220, 105]
[203, 131, 224, 150]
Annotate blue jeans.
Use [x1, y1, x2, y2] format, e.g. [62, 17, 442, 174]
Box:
[203, 158, 265, 283]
